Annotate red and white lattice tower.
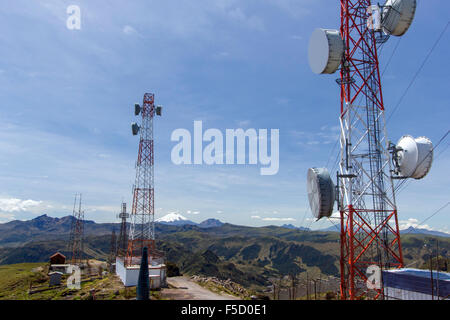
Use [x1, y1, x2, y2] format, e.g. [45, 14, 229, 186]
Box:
[125, 93, 162, 266]
[308, 0, 422, 299]
[336, 1, 405, 300]
[69, 193, 84, 265]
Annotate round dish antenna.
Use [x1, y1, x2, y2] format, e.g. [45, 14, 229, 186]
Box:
[382, 0, 417, 36]
[156, 105, 162, 116]
[117, 212, 130, 219]
[308, 28, 344, 74]
[134, 103, 141, 116]
[307, 167, 335, 220]
[131, 122, 140, 136]
[394, 135, 433, 179]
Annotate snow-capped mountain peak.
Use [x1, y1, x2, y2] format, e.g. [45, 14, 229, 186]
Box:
[156, 213, 188, 223]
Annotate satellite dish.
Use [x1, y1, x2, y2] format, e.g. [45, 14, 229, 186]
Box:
[134, 103, 141, 116]
[382, 0, 417, 36]
[308, 28, 344, 75]
[394, 135, 433, 179]
[307, 167, 335, 220]
[131, 123, 140, 136]
[156, 105, 162, 116]
[118, 212, 129, 219]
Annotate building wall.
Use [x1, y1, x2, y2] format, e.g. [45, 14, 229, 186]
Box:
[384, 286, 434, 300]
[383, 269, 450, 300]
[116, 257, 166, 288]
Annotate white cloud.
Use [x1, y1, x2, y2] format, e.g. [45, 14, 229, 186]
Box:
[267, 0, 312, 18]
[0, 198, 42, 213]
[85, 205, 117, 213]
[227, 7, 265, 31]
[292, 125, 340, 146]
[262, 217, 295, 222]
[123, 25, 137, 35]
[399, 218, 432, 231]
[251, 215, 295, 222]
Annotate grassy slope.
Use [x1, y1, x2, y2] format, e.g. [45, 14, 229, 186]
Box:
[0, 226, 448, 294]
[0, 262, 162, 300]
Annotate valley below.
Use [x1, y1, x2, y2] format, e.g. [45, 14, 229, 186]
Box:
[0, 214, 448, 299]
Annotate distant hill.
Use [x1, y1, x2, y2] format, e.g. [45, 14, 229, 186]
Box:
[0, 214, 115, 247]
[317, 224, 450, 238]
[318, 226, 340, 233]
[198, 219, 224, 228]
[1, 214, 449, 292]
[400, 226, 450, 238]
[281, 224, 310, 231]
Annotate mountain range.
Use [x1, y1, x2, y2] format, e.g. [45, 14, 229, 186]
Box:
[155, 215, 450, 238]
[318, 224, 450, 238]
[0, 213, 449, 291]
[0, 213, 446, 249]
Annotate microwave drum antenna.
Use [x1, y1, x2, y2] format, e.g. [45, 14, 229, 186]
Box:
[308, 28, 344, 75]
[382, 0, 417, 36]
[394, 135, 433, 179]
[307, 167, 335, 220]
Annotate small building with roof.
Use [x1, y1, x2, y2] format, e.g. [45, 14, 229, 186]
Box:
[50, 252, 66, 265]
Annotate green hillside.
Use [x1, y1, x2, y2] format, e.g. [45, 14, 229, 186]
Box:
[1, 221, 448, 293]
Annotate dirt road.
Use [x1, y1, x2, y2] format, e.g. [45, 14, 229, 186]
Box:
[162, 277, 240, 300]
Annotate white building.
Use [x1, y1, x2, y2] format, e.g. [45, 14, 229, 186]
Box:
[383, 268, 450, 300]
[116, 256, 167, 289]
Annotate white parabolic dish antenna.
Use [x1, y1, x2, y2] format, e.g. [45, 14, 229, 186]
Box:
[308, 28, 344, 75]
[382, 0, 417, 36]
[307, 167, 335, 220]
[395, 135, 433, 179]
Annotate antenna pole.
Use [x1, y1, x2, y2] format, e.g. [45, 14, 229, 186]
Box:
[69, 193, 84, 265]
[125, 93, 161, 266]
[117, 202, 129, 256]
[338, 0, 403, 300]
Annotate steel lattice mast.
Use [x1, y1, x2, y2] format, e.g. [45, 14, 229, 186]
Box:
[337, 0, 403, 299]
[125, 93, 158, 266]
[108, 228, 117, 268]
[69, 193, 84, 265]
[117, 202, 129, 256]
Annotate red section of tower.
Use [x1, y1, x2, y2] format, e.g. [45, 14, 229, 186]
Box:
[338, 0, 403, 300]
[125, 93, 157, 266]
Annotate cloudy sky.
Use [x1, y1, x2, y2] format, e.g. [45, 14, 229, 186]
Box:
[0, 1, 448, 233]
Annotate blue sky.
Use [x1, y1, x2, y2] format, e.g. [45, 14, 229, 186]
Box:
[0, 0, 448, 232]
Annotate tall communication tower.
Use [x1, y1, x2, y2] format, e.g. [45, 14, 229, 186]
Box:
[69, 193, 84, 265]
[117, 202, 129, 256]
[125, 93, 162, 266]
[108, 228, 117, 270]
[307, 0, 433, 299]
